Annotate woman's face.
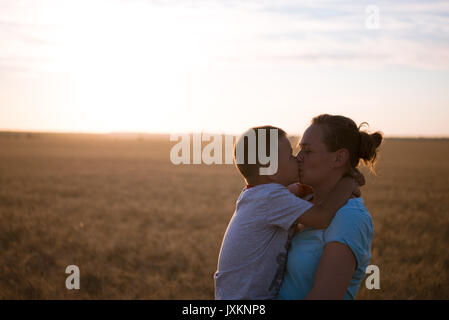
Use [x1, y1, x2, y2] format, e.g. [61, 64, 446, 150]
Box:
[296, 124, 335, 187]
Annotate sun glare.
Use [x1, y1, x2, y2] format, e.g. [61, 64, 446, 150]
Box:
[61, 1, 215, 133]
[1, 1, 448, 136]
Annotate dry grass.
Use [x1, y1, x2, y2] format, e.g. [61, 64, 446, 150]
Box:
[0, 132, 448, 299]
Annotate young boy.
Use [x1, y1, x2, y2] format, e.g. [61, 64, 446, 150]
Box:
[214, 125, 360, 300]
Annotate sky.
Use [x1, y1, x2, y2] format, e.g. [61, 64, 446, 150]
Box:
[1, 0, 449, 137]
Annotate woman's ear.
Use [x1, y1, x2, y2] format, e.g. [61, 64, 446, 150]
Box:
[333, 148, 350, 168]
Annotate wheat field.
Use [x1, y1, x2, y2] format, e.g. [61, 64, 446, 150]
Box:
[0, 132, 448, 299]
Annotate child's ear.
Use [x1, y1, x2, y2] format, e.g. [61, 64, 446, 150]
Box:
[334, 148, 349, 168]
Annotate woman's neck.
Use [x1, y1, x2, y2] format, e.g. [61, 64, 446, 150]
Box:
[312, 173, 342, 204]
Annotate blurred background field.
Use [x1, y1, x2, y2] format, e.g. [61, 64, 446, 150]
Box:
[0, 132, 448, 299]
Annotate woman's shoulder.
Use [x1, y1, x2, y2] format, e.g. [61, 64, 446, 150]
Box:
[323, 198, 373, 264]
[337, 197, 371, 218]
[329, 198, 373, 233]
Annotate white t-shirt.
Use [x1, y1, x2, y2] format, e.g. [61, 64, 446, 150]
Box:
[214, 182, 313, 300]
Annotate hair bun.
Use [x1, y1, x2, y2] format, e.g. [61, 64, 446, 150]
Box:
[359, 131, 383, 164]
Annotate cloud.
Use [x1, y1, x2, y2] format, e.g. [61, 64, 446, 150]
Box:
[222, 0, 449, 69]
[1, 0, 449, 76]
[0, 1, 65, 76]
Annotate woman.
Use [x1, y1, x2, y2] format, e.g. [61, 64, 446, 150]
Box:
[277, 114, 383, 300]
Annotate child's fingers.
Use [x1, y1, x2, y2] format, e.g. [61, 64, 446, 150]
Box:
[349, 168, 366, 186]
[298, 184, 314, 197]
[287, 183, 300, 195]
[353, 185, 361, 197]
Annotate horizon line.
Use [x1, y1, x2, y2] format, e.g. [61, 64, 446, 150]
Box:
[1, 128, 449, 140]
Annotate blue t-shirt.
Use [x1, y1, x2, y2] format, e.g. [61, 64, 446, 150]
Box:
[277, 197, 374, 300]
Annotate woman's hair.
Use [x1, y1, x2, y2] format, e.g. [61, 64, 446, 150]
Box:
[311, 114, 383, 171]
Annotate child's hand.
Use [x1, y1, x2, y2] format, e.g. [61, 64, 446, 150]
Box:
[346, 168, 364, 198]
[349, 168, 365, 186]
[298, 184, 314, 198]
[352, 183, 361, 198]
[287, 183, 300, 196]
[287, 183, 314, 198]
[342, 175, 362, 198]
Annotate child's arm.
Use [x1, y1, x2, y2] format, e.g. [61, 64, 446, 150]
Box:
[295, 176, 357, 229]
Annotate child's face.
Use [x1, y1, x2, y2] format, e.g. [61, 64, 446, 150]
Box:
[271, 136, 300, 186]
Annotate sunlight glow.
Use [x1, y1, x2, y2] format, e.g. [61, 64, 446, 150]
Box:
[1, 0, 449, 136]
[62, 1, 216, 132]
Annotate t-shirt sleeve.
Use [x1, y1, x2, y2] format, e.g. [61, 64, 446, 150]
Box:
[323, 208, 373, 268]
[265, 185, 313, 230]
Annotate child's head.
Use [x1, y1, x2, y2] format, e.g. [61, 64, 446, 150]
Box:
[233, 125, 299, 187]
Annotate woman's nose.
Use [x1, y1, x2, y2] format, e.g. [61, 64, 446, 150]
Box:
[296, 152, 303, 162]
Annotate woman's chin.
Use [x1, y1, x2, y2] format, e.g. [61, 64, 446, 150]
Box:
[300, 177, 315, 188]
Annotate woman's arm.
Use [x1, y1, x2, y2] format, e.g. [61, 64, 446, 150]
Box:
[304, 242, 356, 300]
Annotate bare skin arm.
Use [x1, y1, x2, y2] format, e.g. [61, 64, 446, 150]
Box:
[305, 242, 356, 299]
[288, 168, 364, 198]
[295, 176, 356, 229]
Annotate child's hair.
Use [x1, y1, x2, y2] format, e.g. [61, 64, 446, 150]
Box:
[311, 114, 383, 171]
[233, 125, 287, 180]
